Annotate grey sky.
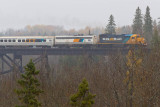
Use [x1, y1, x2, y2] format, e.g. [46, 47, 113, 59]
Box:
[0, 0, 159, 31]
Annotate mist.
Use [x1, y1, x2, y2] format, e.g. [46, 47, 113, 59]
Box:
[0, 0, 159, 31]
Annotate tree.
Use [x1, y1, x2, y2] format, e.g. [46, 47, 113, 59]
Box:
[15, 59, 43, 107]
[132, 7, 143, 35]
[105, 15, 116, 34]
[153, 20, 157, 31]
[124, 49, 142, 107]
[70, 78, 96, 107]
[158, 18, 160, 32]
[143, 6, 153, 43]
[152, 28, 160, 48]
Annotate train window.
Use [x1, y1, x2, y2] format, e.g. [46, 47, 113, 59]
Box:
[13, 40, 16, 42]
[30, 39, 33, 42]
[0, 40, 3, 42]
[18, 39, 21, 42]
[35, 39, 41, 42]
[117, 38, 122, 40]
[41, 39, 46, 42]
[8, 40, 11, 42]
[102, 38, 110, 40]
[22, 39, 25, 42]
[26, 39, 29, 42]
[4, 39, 7, 42]
[34, 39, 46, 42]
[56, 37, 92, 39]
[132, 37, 135, 39]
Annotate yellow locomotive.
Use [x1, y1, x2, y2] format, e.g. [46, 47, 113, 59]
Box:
[98, 34, 146, 45]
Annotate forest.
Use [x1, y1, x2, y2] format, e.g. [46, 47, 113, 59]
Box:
[0, 6, 160, 107]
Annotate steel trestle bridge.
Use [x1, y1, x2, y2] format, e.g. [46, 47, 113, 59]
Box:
[0, 47, 147, 75]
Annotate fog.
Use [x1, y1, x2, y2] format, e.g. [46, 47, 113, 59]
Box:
[0, 0, 159, 31]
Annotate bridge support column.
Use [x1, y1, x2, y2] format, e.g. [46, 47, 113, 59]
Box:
[0, 54, 14, 75]
[13, 54, 23, 73]
[0, 55, 4, 72]
[41, 53, 50, 72]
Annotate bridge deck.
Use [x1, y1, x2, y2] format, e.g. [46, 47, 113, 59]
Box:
[0, 48, 131, 55]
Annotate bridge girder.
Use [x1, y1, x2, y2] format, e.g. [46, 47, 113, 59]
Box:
[0, 48, 149, 75]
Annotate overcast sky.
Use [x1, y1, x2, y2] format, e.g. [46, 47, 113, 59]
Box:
[0, 0, 159, 31]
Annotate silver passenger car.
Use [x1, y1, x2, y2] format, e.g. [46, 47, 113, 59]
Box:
[0, 36, 55, 47]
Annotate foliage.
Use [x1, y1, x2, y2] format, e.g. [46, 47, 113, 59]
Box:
[143, 6, 153, 43]
[132, 7, 143, 35]
[15, 59, 43, 107]
[158, 18, 160, 32]
[153, 20, 157, 31]
[152, 28, 160, 48]
[70, 78, 96, 107]
[124, 49, 142, 88]
[1, 52, 160, 106]
[105, 15, 116, 34]
[124, 49, 142, 107]
[0, 25, 105, 36]
[116, 25, 132, 34]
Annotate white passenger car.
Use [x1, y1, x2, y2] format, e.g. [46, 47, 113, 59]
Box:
[0, 36, 55, 47]
[55, 35, 98, 47]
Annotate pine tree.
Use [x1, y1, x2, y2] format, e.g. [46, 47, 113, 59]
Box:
[70, 78, 96, 107]
[144, 6, 153, 43]
[153, 20, 157, 31]
[152, 28, 159, 48]
[132, 7, 143, 35]
[158, 18, 160, 31]
[15, 59, 43, 107]
[105, 15, 116, 34]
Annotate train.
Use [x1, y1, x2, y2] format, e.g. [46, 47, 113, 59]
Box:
[0, 34, 146, 48]
[98, 34, 146, 48]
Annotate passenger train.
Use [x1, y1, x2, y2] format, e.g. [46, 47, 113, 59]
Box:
[0, 34, 146, 48]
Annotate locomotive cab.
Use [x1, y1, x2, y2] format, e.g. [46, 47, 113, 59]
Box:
[136, 35, 146, 45]
[127, 34, 146, 45]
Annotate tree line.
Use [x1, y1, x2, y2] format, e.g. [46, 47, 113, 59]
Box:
[105, 6, 160, 45]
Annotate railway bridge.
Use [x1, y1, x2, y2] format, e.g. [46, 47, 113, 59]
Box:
[0, 47, 146, 75]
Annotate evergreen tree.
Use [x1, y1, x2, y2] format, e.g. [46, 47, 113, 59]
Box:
[144, 6, 153, 43]
[153, 20, 157, 31]
[70, 78, 96, 107]
[152, 28, 160, 48]
[158, 18, 160, 31]
[132, 7, 143, 35]
[105, 15, 116, 34]
[15, 59, 43, 107]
